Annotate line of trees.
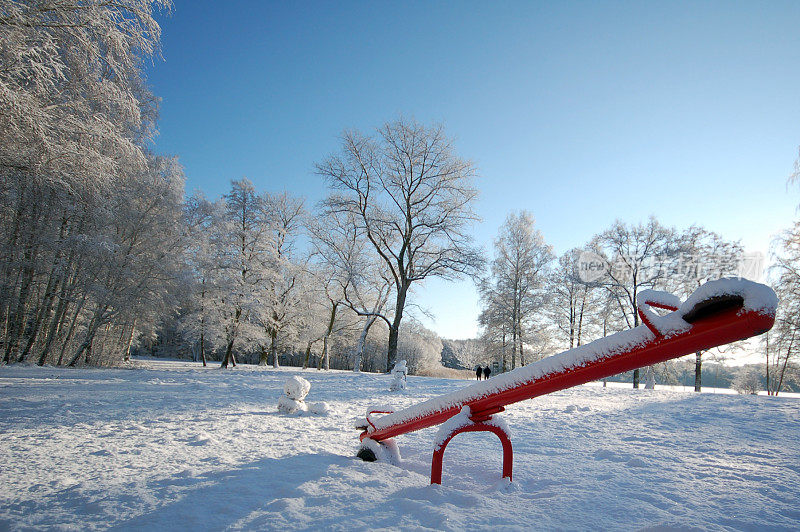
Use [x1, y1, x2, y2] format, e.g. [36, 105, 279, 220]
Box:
[476, 213, 800, 392]
[1, 2, 797, 393]
[0, 0, 183, 367]
[0, 2, 483, 373]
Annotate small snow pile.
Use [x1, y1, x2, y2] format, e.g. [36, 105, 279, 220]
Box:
[358, 437, 401, 464]
[277, 376, 328, 416]
[434, 406, 473, 450]
[389, 360, 408, 391]
[308, 402, 330, 415]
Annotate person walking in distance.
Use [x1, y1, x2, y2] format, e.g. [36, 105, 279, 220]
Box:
[483, 366, 491, 380]
[475, 366, 483, 380]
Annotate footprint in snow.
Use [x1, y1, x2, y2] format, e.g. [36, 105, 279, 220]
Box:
[626, 457, 647, 467]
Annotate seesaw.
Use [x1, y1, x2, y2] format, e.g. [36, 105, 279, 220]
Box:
[356, 278, 777, 485]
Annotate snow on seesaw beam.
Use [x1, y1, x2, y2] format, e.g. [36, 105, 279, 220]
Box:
[365, 278, 779, 436]
[0, 359, 798, 531]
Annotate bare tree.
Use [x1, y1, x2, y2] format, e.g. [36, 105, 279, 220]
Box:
[317, 118, 484, 371]
[547, 249, 594, 350]
[590, 217, 684, 388]
[309, 208, 393, 371]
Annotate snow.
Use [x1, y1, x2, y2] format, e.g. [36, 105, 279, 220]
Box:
[1, 359, 799, 530]
[367, 325, 657, 433]
[637, 289, 681, 310]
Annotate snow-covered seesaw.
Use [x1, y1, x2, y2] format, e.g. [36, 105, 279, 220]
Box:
[356, 278, 778, 485]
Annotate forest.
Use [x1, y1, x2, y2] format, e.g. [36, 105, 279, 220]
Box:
[1, 0, 798, 395]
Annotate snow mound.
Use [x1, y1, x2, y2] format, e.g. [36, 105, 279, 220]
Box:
[389, 360, 408, 391]
[308, 402, 330, 416]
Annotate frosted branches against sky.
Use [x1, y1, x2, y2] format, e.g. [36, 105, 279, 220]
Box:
[146, 1, 800, 338]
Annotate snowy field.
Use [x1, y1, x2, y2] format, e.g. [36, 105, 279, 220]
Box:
[1, 360, 799, 531]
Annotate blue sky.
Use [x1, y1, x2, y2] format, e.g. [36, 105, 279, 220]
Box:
[147, 1, 800, 339]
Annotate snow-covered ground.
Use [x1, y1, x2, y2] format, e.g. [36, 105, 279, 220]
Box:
[1, 359, 799, 531]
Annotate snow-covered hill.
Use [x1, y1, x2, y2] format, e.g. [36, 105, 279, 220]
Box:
[1, 360, 798, 531]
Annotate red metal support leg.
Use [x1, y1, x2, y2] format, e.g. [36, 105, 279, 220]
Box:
[430, 422, 513, 485]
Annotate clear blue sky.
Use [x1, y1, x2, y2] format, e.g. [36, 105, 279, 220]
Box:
[147, 1, 800, 339]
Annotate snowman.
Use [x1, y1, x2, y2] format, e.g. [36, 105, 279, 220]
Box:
[389, 359, 408, 391]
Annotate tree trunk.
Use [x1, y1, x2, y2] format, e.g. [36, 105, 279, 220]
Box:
[632, 304, 640, 388]
[694, 351, 702, 392]
[577, 293, 586, 347]
[199, 327, 206, 367]
[501, 327, 507, 373]
[354, 316, 375, 372]
[386, 285, 408, 372]
[517, 314, 524, 366]
[199, 280, 207, 366]
[259, 345, 269, 366]
[776, 330, 795, 397]
[319, 301, 337, 371]
[221, 307, 241, 368]
[303, 340, 313, 369]
[68, 326, 96, 367]
[122, 320, 136, 362]
[84, 339, 93, 365]
[270, 329, 280, 368]
[57, 293, 87, 366]
[38, 291, 69, 366]
[221, 337, 235, 368]
[318, 336, 328, 370]
[4, 250, 35, 363]
[67, 303, 107, 367]
[511, 300, 518, 370]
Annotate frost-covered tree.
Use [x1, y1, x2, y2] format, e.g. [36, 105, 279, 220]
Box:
[177, 193, 219, 366]
[732, 367, 761, 395]
[209, 180, 273, 368]
[309, 209, 392, 371]
[546, 249, 594, 350]
[0, 0, 178, 367]
[766, 222, 800, 395]
[255, 192, 306, 368]
[479, 211, 553, 370]
[478, 283, 513, 371]
[317, 118, 484, 372]
[396, 320, 444, 376]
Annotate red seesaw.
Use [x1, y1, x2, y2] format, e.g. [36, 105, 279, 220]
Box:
[357, 278, 777, 485]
